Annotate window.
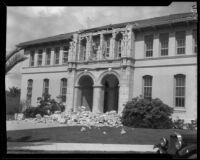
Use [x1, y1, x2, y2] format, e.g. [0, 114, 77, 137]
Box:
[60, 78, 67, 102]
[176, 31, 186, 55]
[45, 48, 51, 65]
[159, 33, 169, 56]
[43, 79, 49, 95]
[37, 49, 43, 66]
[115, 33, 123, 58]
[30, 50, 35, 66]
[54, 47, 60, 64]
[193, 29, 197, 53]
[26, 79, 33, 103]
[92, 36, 100, 59]
[144, 35, 153, 57]
[80, 38, 87, 61]
[63, 46, 69, 64]
[174, 74, 185, 107]
[143, 75, 152, 100]
[104, 35, 111, 58]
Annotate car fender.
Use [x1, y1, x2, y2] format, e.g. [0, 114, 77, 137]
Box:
[178, 144, 197, 156]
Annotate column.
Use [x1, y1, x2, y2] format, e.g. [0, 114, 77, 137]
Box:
[125, 25, 134, 57]
[153, 32, 159, 57]
[110, 32, 116, 59]
[121, 32, 127, 57]
[50, 48, 54, 65]
[34, 50, 38, 67]
[86, 35, 92, 60]
[42, 48, 46, 66]
[99, 33, 104, 60]
[169, 31, 175, 56]
[73, 85, 82, 112]
[92, 85, 104, 113]
[78, 38, 82, 62]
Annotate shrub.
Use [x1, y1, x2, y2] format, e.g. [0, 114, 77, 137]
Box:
[121, 96, 174, 129]
[172, 118, 185, 129]
[185, 119, 197, 130]
[23, 107, 37, 118]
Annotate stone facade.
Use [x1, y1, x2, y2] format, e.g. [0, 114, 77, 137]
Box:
[19, 13, 197, 122]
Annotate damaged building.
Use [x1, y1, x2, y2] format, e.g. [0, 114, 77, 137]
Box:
[18, 12, 197, 122]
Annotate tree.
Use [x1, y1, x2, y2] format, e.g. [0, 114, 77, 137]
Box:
[6, 87, 21, 97]
[6, 47, 27, 74]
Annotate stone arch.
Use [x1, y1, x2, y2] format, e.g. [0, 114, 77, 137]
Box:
[97, 70, 120, 86]
[75, 71, 96, 86]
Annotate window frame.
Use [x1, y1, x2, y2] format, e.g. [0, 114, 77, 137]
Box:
[159, 32, 169, 56]
[45, 48, 51, 65]
[26, 79, 33, 103]
[174, 74, 186, 108]
[142, 75, 153, 101]
[37, 49, 43, 66]
[60, 78, 67, 102]
[144, 34, 154, 58]
[29, 50, 35, 67]
[43, 79, 49, 95]
[175, 31, 186, 55]
[54, 47, 60, 65]
[62, 46, 69, 64]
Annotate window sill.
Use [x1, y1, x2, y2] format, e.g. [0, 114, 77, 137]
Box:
[174, 108, 186, 113]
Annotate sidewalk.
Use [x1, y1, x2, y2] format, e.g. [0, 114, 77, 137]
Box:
[8, 142, 156, 152]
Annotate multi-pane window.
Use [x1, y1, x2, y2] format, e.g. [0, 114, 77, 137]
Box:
[45, 48, 51, 65]
[159, 33, 169, 56]
[63, 46, 69, 64]
[92, 36, 100, 59]
[80, 38, 87, 61]
[30, 50, 35, 66]
[143, 75, 152, 101]
[54, 47, 60, 65]
[43, 79, 49, 95]
[193, 29, 197, 53]
[26, 79, 33, 103]
[175, 74, 185, 107]
[37, 49, 43, 66]
[60, 78, 67, 102]
[104, 35, 112, 58]
[116, 40, 122, 58]
[176, 31, 186, 55]
[144, 35, 153, 57]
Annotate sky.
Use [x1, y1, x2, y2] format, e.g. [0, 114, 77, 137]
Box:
[5, 2, 196, 90]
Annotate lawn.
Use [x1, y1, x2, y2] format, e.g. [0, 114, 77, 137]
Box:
[7, 126, 197, 145]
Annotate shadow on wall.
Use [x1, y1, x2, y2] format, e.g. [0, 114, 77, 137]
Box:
[7, 136, 50, 142]
[6, 96, 21, 115]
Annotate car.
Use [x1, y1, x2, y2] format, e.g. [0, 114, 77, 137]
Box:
[154, 132, 197, 159]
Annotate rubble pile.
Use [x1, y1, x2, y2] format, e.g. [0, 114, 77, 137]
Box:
[15, 106, 123, 127]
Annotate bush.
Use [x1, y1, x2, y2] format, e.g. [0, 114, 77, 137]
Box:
[121, 96, 174, 129]
[172, 118, 185, 129]
[23, 93, 65, 118]
[6, 95, 21, 115]
[185, 119, 197, 130]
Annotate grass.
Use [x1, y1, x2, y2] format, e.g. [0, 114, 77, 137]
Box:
[7, 126, 197, 145]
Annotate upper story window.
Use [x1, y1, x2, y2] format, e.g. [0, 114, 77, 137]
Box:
[104, 34, 112, 58]
[60, 78, 67, 102]
[159, 33, 169, 56]
[174, 74, 185, 108]
[176, 31, 186, 55]
[26, 79, 33, 103]
[92, 35, 100, 60]
[193, 29, 197, 54]
[30, 50, 35, 67]
[80, 38, 87, 61]
[54, 47, 60, 65]
[37, 49, 43, 66]
[143, 75, 152, 101]
[144, 34, 153, 57]
[115, 32, 123, 58]
[63, 46, 69, 64]
[45, 48, 51, 65]
[43, 79, 49, 95]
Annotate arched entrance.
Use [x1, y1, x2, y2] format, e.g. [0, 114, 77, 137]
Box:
[78, 75, 93, 111]
[101, 74, 119, 113]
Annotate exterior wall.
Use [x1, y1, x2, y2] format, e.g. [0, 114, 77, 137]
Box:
[20, 20, 197, 122]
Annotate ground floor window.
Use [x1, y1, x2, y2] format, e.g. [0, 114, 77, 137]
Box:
[26, 79, 33, 103]
[174, 74, 185, 107]
[60, 78, 67, 102]
[143, 75, 152, 101]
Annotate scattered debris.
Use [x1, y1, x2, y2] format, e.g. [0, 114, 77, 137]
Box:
[14, 113, 24, 120]
[80, 127, 86, 132]
[14, 106, 123, 128]
[120, 128, 126, 134]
